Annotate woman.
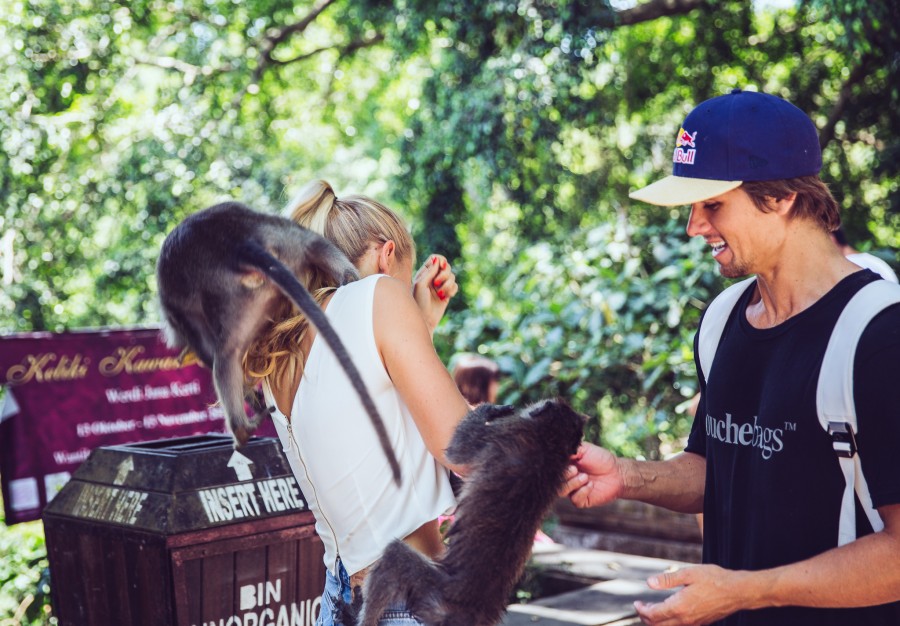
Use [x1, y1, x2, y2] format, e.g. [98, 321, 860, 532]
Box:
[243, 180, 470, 626]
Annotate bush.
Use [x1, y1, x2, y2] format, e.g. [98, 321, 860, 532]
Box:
[0, 498, 54, 625]
[441, 218, 724, 459]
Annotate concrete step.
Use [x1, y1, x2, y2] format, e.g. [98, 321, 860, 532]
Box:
[501, 543, 690, 626]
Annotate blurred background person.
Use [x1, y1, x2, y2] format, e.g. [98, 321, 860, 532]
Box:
[451, 353, 501, 406]
[831, 226, 898, 283]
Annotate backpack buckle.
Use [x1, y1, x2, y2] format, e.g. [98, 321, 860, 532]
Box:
[828, 421, 857, 458]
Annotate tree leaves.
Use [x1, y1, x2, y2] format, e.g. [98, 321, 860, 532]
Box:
[1, 0, 898, 454]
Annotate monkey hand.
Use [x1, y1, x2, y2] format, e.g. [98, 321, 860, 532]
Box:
[562, 442, 625, 508]
[413, 254, 459, 334]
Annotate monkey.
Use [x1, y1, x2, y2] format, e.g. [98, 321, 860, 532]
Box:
[343, 398, 586, 626]
[156, 201, 401, 484]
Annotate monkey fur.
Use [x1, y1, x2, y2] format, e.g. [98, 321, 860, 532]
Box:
[156, 201, 401, 483]
[344, 399, 585, 626]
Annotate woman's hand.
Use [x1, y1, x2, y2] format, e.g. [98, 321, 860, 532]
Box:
[413, 254, 459, 334]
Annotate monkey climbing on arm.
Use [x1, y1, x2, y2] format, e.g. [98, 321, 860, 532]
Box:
[156, 201, 401, 484]
[346, 399, 586, 626]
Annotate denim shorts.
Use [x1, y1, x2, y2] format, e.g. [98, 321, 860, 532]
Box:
[316, 558, 423, 626]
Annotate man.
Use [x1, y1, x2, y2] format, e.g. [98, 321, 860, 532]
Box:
[564, 89, 900, 625]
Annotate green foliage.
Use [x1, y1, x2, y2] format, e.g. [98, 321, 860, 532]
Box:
[440, 218, 723, 457]
[0, 501, 53, 625]
[380, 0, 900, 259]
[0, 0, 415, 332]
[2, 0, 898, 333]
[0, 0, 898, 454]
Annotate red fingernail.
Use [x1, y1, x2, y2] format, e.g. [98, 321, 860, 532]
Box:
[441, 261, 446, 269]
[432, 256, 437, 265]
[438, 290, 444, 299]
[434, 279, 442, 288]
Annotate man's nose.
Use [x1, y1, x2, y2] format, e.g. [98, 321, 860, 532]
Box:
[686, 205, 706, 238]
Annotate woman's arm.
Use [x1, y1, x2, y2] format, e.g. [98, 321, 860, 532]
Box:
[373, 276, 470, 474]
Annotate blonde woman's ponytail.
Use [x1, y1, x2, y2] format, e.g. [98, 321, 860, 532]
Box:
[245, 180, 416, 391]
[285, 179, 335, 235]
[282, 180, 414, 268]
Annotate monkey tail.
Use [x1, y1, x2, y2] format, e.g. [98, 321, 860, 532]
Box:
[240, 243, 403, 486]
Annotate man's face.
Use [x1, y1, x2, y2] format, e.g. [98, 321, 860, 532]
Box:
[685, 187, 783, 279]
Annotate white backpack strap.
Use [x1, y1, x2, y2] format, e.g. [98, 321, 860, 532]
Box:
[817, 280, 900, 545]
[698, 277, 757, 384]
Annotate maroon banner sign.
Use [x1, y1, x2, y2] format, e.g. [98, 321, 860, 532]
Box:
[0, 327, 274, 525]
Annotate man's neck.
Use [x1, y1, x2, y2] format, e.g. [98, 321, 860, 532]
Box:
[744, 228, 860, 329]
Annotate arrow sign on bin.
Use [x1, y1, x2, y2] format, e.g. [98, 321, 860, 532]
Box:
[113, 456, 134, 485]
[228, 450, 254, 481]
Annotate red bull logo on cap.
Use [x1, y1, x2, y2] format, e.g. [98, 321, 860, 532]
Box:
[673, 126, 697, 164]
[676, 127, 697, 148]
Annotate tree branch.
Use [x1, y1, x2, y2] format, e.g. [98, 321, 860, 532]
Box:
[263, 0, 338, 50]
[272, 33, 386, 66]
[617, 0, 710, 26]
[818, 52, 875, 150]
[134, 54, 202, 77]
[230, 1, 382, 112]
[247, 0, 340, 88]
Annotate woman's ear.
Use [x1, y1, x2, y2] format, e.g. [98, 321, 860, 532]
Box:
[376, 240, 396, 274]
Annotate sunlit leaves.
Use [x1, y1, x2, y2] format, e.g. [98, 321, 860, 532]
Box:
[0, 0, 897, 454]
[438, 218, 722, 457]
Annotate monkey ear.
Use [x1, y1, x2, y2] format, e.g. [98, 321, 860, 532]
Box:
[239, 270, 267, 289]
[478, 403, 516, 423]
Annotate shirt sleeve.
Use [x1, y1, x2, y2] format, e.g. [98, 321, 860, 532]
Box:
[854, 302, 900, 508]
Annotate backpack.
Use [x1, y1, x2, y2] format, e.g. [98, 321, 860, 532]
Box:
[697, 277, 900, 546]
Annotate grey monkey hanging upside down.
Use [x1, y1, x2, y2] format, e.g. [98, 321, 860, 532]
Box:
[344, 398, 586, 626]
[156, 201, 401, 484]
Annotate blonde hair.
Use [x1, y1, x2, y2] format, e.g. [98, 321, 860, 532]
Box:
[243, 180, 415, 399]
[286, 179, 414, 265]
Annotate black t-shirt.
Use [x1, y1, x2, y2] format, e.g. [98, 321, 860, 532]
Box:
[686, 270, 900, 626]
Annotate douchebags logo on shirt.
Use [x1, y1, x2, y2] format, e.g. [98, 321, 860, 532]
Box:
[705, 413, 784, 459]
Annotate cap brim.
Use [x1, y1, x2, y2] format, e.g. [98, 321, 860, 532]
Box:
[629, 176, 742, 206]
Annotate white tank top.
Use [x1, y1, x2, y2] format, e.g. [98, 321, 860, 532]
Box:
[263, 274, 456, 576]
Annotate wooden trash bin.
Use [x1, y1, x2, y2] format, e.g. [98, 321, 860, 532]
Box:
[43, 434, 325, 626]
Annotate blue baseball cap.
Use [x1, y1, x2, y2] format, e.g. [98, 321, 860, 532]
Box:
[629, 89, 822, 206]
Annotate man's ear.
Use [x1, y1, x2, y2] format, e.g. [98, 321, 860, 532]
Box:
[770, 192, 797, 216]
[377, 240, 396, 274]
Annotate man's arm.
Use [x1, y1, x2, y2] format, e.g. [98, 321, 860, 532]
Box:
[564, 444, 705, 514]
[634, 503, 900, 625]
